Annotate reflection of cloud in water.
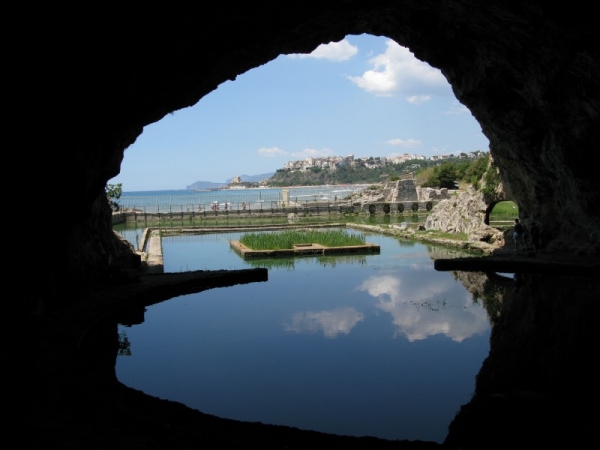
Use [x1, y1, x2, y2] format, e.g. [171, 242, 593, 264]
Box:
[356, 273, 488, 342]
[409, 261, 432, 270]
[284, 307, 364, 338]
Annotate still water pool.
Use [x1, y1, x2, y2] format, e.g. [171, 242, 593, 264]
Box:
[116, 230, 491, 443]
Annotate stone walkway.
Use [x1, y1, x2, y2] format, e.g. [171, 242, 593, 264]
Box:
[138, 223, 599, 278]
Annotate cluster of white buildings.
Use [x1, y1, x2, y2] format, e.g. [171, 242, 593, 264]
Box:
[282, 151, 485, 173]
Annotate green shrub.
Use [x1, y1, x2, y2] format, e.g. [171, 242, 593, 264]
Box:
[106, 183, 122, 211]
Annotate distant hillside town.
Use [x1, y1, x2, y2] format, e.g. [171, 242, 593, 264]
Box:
[261, 150, 489, 187]
[187, 151, 488, 190]
[282, 151, 486, 173]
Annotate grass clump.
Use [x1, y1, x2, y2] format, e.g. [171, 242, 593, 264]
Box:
[489, 201, 518, 227]
[416, 230, 469, 240]
[490, 200, 518, 217]
[239, 229, 366, 250]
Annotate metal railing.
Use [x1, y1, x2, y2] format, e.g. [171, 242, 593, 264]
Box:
[115, 199, 350, 215]
[115, 186, 368, 214]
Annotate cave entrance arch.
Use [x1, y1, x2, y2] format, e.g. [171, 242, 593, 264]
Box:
[110, 34, 489, 192]
[486, 200, 517, 226]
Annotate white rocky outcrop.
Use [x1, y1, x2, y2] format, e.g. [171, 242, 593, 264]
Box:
[350, 185, 385, 207]
[417, 186, 449, 200]
[353, 180, 451, 206]
[425, 186, 504, 245]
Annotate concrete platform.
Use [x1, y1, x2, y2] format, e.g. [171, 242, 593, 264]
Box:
[230, 240, 380, 259]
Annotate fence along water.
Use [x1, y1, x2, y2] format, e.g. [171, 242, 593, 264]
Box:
[116, 186, 369, 214]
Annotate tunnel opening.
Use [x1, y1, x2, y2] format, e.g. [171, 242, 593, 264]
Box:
[110, 34, 489, 193]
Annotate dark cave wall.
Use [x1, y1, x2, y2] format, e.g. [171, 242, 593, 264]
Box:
[444, 272, 599, 448]
[408, 3, 600, 247]
[22, 1, 600, 316]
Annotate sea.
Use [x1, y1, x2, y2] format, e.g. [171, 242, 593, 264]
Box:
[118, 185, 369, 213]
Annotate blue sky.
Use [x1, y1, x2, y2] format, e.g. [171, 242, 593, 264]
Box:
[110, 34, 489, 192]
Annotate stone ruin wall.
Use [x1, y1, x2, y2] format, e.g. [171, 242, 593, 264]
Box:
[416, 186, 450, 201]
[382, 179, 450, 203]
[350, 180, 452, 214]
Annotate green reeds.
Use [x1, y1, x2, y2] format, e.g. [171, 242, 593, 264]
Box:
[239, 229, 366, 250]
[245, 258, 296, 270]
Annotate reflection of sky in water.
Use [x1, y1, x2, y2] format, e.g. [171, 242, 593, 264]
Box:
[117, 231, 491, 443]
[284, 307, 364, 337]
[356, 272, 489, 342]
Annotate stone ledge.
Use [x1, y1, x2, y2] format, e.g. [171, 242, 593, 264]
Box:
[230, 240, 381, 258]
[434, 252, 600, 277]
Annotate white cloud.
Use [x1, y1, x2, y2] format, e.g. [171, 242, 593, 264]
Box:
[356, 273, 489, 342]
[386, 138, 421, 148]
[287, 39, 358, 62]
[290, 148, 333, 158]
[257, 147, 288, 157]
[406, 95, 431, 105]
[284, 307, 364, 338]
[348, 40, 449, 98]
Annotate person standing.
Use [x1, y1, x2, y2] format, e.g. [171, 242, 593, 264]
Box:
[513, 218, 525, 251]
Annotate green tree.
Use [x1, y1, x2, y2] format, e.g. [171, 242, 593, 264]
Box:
[106, 183, 122, 211]
[421, 162, 459, 189]
[454, 160, 471, 181]
[464, 153, 489, 186]
[436, 163, 459, 189]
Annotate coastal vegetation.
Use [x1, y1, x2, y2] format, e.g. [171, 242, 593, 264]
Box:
[416, 154, 489, 189]
[267, 153, 492, 189]
[238, 229, 366, 250]
[106, 183, 122, 211]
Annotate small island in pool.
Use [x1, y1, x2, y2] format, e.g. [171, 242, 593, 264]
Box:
[230, 229, 380, 258]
